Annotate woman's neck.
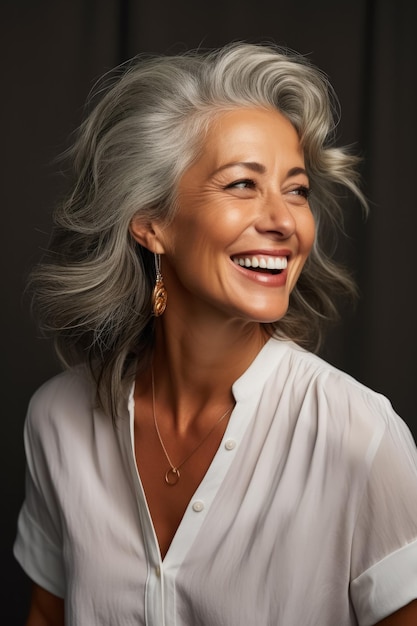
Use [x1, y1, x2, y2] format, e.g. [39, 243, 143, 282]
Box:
[150, 313, 268, 430]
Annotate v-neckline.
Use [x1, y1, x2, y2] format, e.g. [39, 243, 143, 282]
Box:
[123, 337, 286, 565]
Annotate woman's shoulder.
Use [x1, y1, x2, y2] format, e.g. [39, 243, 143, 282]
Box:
[269, 339, 417, 466]
[30, 366, 94, 407]
[270, 338, 399, 426]
[26, 366, 97, 435]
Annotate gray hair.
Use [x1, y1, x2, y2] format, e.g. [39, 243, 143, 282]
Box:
[30, 42, 367, 418]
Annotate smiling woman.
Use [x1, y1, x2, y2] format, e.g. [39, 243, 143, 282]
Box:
[130, 108, 316, 326]
[14, 43, 417, 626]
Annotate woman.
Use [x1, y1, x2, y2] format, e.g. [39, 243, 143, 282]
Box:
[14, 43, 417, 625]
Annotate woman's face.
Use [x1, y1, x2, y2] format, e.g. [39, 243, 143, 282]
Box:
[156, 107, 315, 325]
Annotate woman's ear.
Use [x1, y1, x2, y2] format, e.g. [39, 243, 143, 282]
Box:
[129, 216, 166, 254]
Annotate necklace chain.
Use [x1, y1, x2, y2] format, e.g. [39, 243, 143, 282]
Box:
[151, 367, 233, 486]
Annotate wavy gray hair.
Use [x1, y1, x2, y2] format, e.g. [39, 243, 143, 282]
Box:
[30, 42, 367, 418]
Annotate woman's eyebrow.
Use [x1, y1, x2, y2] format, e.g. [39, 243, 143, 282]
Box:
[287, 166, 308, 178]
[212, 163, 308, 178]
[212, 161, 267, 176]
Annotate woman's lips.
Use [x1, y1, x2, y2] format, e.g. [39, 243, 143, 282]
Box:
[231, 254, 288, 273]
[230, 254, 289, 286]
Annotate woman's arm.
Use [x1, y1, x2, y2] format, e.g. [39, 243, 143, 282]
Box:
[26, 584, 64, 626]
[374, 599, 417, 625]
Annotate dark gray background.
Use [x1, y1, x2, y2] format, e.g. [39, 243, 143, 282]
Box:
[2, 1, 416, 622]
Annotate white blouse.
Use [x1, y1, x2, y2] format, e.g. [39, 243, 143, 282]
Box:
[14, 338, 417, 625]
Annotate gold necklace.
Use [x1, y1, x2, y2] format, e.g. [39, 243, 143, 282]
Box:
[151, 368, 233, 486]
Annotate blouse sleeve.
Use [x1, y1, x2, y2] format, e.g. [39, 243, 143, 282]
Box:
[13, 394, 66, 598]
[350, 401, 417, 625]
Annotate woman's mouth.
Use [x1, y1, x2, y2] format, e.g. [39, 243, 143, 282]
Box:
[231, 255, 288, 274]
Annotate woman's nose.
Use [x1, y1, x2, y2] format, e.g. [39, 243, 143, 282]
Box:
[255, 193, 296, 238]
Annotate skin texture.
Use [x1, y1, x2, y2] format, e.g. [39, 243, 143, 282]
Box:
[150, 107, 316, 327]
[26, 108, 417, 624]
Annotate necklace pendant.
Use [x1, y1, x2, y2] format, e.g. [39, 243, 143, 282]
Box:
[165, 467, 180, 486]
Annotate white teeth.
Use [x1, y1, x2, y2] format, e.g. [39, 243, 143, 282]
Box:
[233, 256, 288, 270]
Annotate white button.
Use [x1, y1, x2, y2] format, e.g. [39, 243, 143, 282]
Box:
[225, 439, 236, 450]
[155, 565, 161, 577]
[192, 500, 204, 512]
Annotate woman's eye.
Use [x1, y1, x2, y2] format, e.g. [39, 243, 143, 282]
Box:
[289, 185, 311, 199]
[225, 179, 256, 190]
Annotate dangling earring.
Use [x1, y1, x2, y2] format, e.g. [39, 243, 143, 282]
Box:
[151, 253, 167, 316]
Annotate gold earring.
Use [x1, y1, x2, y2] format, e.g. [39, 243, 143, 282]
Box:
[151, 253, 167, 316]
